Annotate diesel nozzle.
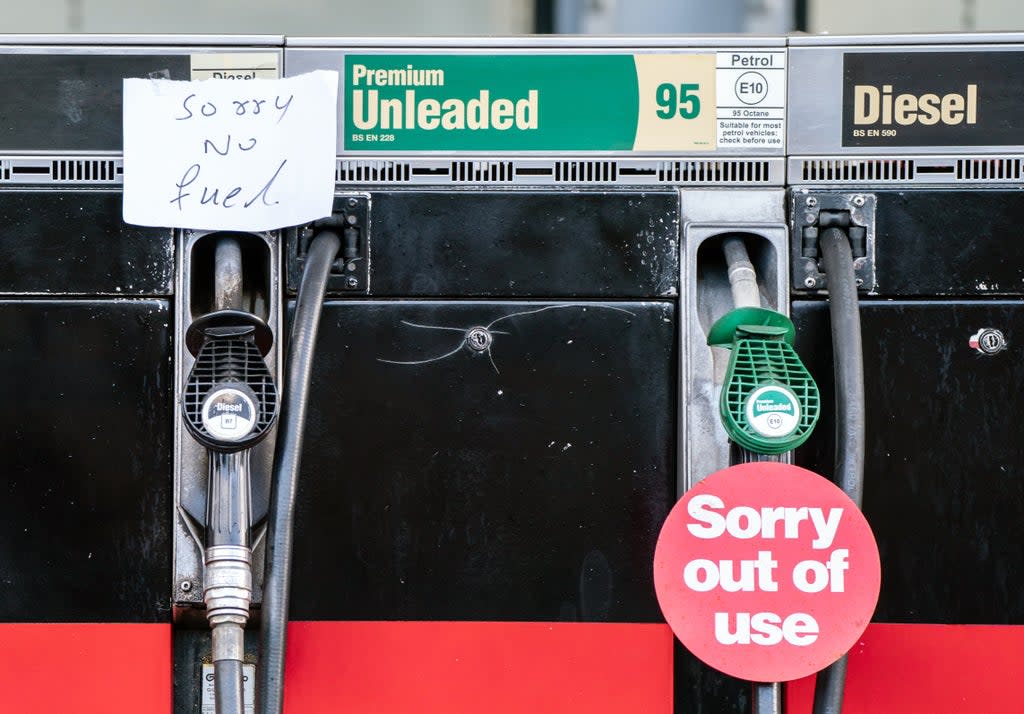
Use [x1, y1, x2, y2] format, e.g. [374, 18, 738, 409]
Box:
[182, 311, 276, 452]
[183, 236, 278, 714]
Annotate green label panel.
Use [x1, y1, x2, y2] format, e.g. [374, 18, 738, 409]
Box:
[344, 53, 716, 152]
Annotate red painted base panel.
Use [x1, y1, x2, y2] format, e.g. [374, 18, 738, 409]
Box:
[0, 623, 171, 714]
[3, 620, 1020, 713]
[787, 623, 1024, 714]
[283, 621, 674, 714]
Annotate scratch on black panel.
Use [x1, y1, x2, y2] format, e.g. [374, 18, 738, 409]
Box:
[378, 303, 635, 374]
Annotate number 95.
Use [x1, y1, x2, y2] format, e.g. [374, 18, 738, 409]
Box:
[656, 83, 701, 120]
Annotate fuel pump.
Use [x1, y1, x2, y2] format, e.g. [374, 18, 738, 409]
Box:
[786, 31, 1024, 713]
[702, 235, 820, 714]
[181, 236, 279, 714]
[681, 187, 792, 712]
[6, 30, 1024, 714]
[173, 225, 284, 713]
[270, 34, 789, 714]
[0, 35, 283, 713]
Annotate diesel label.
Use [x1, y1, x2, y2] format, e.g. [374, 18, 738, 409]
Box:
[843, 51, 1024, 147]
[853, 84, 977, 127]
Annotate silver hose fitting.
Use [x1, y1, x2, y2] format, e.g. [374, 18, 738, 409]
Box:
[205, 544, 253, 630]
[212, 622, 246, 663]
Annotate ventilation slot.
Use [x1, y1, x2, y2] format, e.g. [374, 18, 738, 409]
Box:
[450, 160, 515, 183]
[0, 161, 9, 181]
[336, 160, 412, 183]
[515, 167, 553, 177]
[553, 160, 619, 183]
[412, 166, 450, 177]
[657, 160, 770, 184]
[800, 159, 915, 182]
[51, 159, 117, 183]
[956, 158, 1022, 181]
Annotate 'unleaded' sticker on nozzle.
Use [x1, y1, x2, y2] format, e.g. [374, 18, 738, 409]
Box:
[745, 385, 800, 438]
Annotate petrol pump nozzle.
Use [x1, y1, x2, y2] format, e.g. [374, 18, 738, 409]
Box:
[708, 305, 820, 456]
[711, 237, 823, 714]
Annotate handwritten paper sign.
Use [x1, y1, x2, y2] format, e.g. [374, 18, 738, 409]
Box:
[123, 70, 338, 232]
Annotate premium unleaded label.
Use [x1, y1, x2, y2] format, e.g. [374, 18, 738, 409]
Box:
[342, 52, 785, 153]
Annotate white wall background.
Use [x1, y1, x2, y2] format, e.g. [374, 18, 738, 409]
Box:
[2, 0, 1022, 37]
[0, 0, 533, 35]
[810, 0, 1024, 33]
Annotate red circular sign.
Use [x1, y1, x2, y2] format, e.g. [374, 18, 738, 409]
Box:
[654, 462, 880, 682]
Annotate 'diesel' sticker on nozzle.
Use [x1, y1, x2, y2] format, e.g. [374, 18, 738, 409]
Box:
[202, 387, 257, 441]
[745, 385, 800, 438]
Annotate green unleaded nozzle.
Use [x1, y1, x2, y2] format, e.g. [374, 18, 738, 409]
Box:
[707, 307, 820, 455]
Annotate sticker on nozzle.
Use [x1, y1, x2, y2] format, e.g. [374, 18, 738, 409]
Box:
[745, 385, 800, 438]
[201, 662, 255, 713]
[202, 387, 257, 441]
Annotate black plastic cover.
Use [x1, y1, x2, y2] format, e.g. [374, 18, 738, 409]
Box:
[0, 53, 190, 152]
[288, 190, 680, 298]
[289, 299, 676, 622]
[0, 300, 172, 622]
[0, 191, 173, 295]
[811, 189, 1024, 297]
[794, 300, 1024, 624]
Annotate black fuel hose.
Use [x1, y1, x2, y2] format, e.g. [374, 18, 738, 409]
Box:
[812, 227, 866, 714]
[818, 228, 865, 508]
[257, 230, 341, 714]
